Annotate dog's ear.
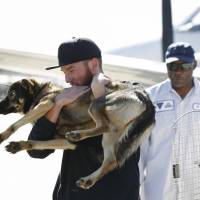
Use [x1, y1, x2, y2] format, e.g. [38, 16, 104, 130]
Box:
[21, 79, 35, 94]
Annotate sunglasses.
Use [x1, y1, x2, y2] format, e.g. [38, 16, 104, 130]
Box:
[167, 62, 194, 71]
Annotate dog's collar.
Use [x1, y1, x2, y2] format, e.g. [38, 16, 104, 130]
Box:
[29, 83, 54, 111]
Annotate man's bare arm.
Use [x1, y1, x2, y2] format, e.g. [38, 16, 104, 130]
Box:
[46, 86, 89, 123]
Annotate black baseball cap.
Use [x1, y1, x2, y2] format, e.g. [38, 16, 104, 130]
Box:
[45, 37, 101, 70]
[165, 42, 195, 64]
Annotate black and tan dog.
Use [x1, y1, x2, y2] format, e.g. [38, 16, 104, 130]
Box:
[0, 78, 155, 189]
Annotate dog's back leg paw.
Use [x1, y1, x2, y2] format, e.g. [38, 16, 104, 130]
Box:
[65, 131, 81, 142]
[5, 141, 32, 154]
[76, 177, 95, 190]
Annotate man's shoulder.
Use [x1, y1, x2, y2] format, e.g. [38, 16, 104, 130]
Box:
[194, 77, 200, 89]
[146, 79, 170, 96]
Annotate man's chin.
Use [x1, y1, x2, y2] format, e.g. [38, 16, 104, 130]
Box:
[172, 82, 186, 89]
[82, 79, 93, 86]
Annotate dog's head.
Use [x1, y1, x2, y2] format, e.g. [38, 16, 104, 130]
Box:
[0, 79, 38, 114]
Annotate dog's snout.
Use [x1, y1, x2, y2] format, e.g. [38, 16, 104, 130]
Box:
[0, 97, 18, 114]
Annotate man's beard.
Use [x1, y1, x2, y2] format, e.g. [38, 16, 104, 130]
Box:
[81, 65, 94, 86]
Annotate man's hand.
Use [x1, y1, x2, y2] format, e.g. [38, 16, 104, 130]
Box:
[91, 73, 111, 99]
[46, 86, 90, 123]
[55, 86, 90, 108]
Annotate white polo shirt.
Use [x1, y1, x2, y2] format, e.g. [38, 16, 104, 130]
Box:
[139, 78, 200, 200]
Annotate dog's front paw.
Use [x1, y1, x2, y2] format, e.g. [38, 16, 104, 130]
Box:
[65, 131, 81, 142]
[5, 141, 32, 154]
[76, 177, 95, 189]
[0, 125, 15, 144]
[0, 134, 5, 144]
[0, 129, 12, 144]
[5, 142, 22, 154]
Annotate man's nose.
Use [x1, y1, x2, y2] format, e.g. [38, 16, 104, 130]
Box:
[65, 75, 72, 83]
[174, 66, 184, 72]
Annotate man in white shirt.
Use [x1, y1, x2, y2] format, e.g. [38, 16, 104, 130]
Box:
[140, 42, 200, 200]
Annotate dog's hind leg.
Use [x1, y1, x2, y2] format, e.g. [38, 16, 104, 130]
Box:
[5, 138, 76, 153]
[76, 133, 118, 189]
[0, 100, 54, 144]
[65, 98, 109, 142]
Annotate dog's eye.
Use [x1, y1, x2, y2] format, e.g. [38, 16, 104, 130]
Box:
[9, 91, 16, 99]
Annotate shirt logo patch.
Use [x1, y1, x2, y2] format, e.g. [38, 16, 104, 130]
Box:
[155, 100, 174, 112]
[193, 103, 200, 110]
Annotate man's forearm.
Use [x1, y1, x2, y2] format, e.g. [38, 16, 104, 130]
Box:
[45, 104, 62, 123]
[47, 86, 90, 123]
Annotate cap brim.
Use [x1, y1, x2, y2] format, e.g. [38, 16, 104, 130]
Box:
[45, 66, 61, 70]
[166, 56, 194, 64]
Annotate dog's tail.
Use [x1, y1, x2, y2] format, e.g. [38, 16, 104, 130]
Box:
[115, 91, 155, 167]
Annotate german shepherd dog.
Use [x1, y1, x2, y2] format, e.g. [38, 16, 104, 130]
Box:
[0, 78, 155, 189]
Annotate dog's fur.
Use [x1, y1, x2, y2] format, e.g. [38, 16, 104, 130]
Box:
[0, 78, 155, 189]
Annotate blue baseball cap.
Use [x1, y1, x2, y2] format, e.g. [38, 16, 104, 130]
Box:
[165, 42, 195, 64]
[46, 37, 101, 70]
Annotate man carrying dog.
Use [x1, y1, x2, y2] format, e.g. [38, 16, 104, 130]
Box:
[28, 37, 140, 200]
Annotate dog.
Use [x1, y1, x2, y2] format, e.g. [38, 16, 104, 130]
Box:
[0, 78, 155, 189]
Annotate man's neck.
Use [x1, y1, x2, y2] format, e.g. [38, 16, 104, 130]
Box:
[173, 82, 194, 99]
